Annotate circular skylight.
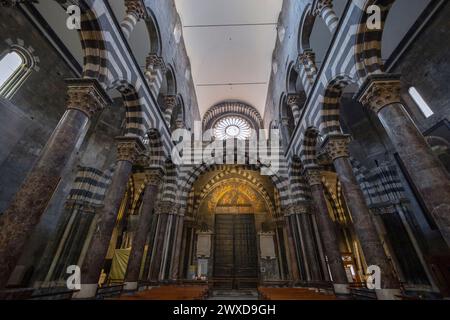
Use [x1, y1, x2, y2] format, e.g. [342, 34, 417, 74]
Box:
[214, 116, 252, 140]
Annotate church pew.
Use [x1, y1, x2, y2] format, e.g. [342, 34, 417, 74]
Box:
[118, 285, 208, 300]
[258, 287, 337, 300]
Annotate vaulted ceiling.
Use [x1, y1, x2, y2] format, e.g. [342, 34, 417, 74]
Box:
[174, 0, 283, 118]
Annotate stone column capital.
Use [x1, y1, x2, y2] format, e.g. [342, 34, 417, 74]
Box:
[116, 136, 145, 164]
[146, 54, 166, 72]
[164, 95, 178, 109]
[321, 134, 351, 161]
[312, 0, 333, 16]
[288, 202, 312, 215]
[156, 201, 179, 215]
[65, 79, 111, 119]
[281, 117, 290, 126]
[287, 94, 302, 107]
[144, 168, 164, 186]
[298, 49, 316, 65]
[0, 0, 23, 7]
[124, 0, 147, 20]
[304, 168, 323, 187]
[355, 74, 402, 114]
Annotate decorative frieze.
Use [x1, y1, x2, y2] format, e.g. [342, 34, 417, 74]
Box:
[65, 79, 111, 119]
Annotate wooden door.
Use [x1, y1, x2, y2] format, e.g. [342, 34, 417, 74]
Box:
[213, 214, 258, 281]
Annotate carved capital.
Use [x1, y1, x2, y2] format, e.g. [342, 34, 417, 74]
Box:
[356, 74, 402, 114]
[164, 95, 178, 110]
[298, 50, 316, 66]
[65, 79, 111, 119]
[305, 168, 323, 187]
[287, 94, 301, 107]
[322, 134, 351, 161]
[116, 136, 145, 164]
[313, 0, 333, 16]
[124, 0, 146, 20]
[146, 54, 166, 72]
[144, 169, 164, 186]
[288, 202, 311, 215]
[156, 201, 179, 215]
[0, 0, 29, 7]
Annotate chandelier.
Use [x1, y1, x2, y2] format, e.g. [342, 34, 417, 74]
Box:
[214, 116, 252, 140]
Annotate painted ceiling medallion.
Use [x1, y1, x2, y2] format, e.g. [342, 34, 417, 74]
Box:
[214, 116, 251, 140]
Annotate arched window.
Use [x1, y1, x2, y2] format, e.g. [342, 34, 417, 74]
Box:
[0, 51, 24, 98]
[0, 46, 36, 99]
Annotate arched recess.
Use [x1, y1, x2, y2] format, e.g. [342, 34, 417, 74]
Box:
[144, 7, 162, 56]
[278, 93, 295, 147]
[178, 164, 290, 209]
[202, 101, 263, 137]
[193, 176, 276, 219]
[158, 64, 177, 107]
[169, 95, 185, 132]
[297, 4, 316, 53]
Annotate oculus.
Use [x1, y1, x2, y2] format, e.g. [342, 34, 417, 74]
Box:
[214, 116, 252, 140]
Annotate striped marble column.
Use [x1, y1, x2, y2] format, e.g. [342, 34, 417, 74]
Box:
[313, 0, 339, 34]
[296, 50, 318, 95]
[305, 167, 349, 295]
[0, 79, 110, 289]
[357, 74, 450, 248]
[164, 95, 178, 125]
[120, 0, 146, 39]
[287, 94, 302, 125]
[74, 136, 145, 299]
[145, 54, 166, 98]
[322, 134, 400, 300]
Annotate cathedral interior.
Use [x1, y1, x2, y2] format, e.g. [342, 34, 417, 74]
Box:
[0, 0, 449, 301]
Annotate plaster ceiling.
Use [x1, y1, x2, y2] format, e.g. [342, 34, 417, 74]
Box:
[174, 0, 283, 118]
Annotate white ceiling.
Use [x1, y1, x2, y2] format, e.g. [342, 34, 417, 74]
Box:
[174, 0, 283, 118]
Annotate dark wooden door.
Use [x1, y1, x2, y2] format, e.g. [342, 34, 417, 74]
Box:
[213, 214, 258, 281]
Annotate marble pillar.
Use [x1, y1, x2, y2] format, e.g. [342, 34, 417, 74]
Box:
[283, 215, 300, 281]
[0, 79, 110, 289]
[357, 75, 450, 247]
[287, 94, 302, 125]
[313, 0, 339, 33]
[296, 50, 318, 94]
[163, 95, 177, 125]
[322, 134, 400, 299]
[170, 209, 185, 281]
[145, 54, 166, 98]
[294, 203, 323, 281]
[120, 0, 146, 39]
[74, 136, 144, 298]
[123, 169, 164, 291]
[305, 168, 349, 294]
[148, 202, 173, 282]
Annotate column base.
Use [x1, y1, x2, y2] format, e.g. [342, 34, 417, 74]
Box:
[375, 288, 401, 300]
[333, 283, 350, 295]
[72, 283, 98, 299]
[123, 281, 138, 291]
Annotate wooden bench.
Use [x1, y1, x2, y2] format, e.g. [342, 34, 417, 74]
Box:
[118, 285, 209, 300]
[258, 287, 337, 300]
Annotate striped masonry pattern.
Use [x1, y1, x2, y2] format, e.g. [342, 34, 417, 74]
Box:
[67, 165, 115, 206]
[288, 0, 396, 160]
